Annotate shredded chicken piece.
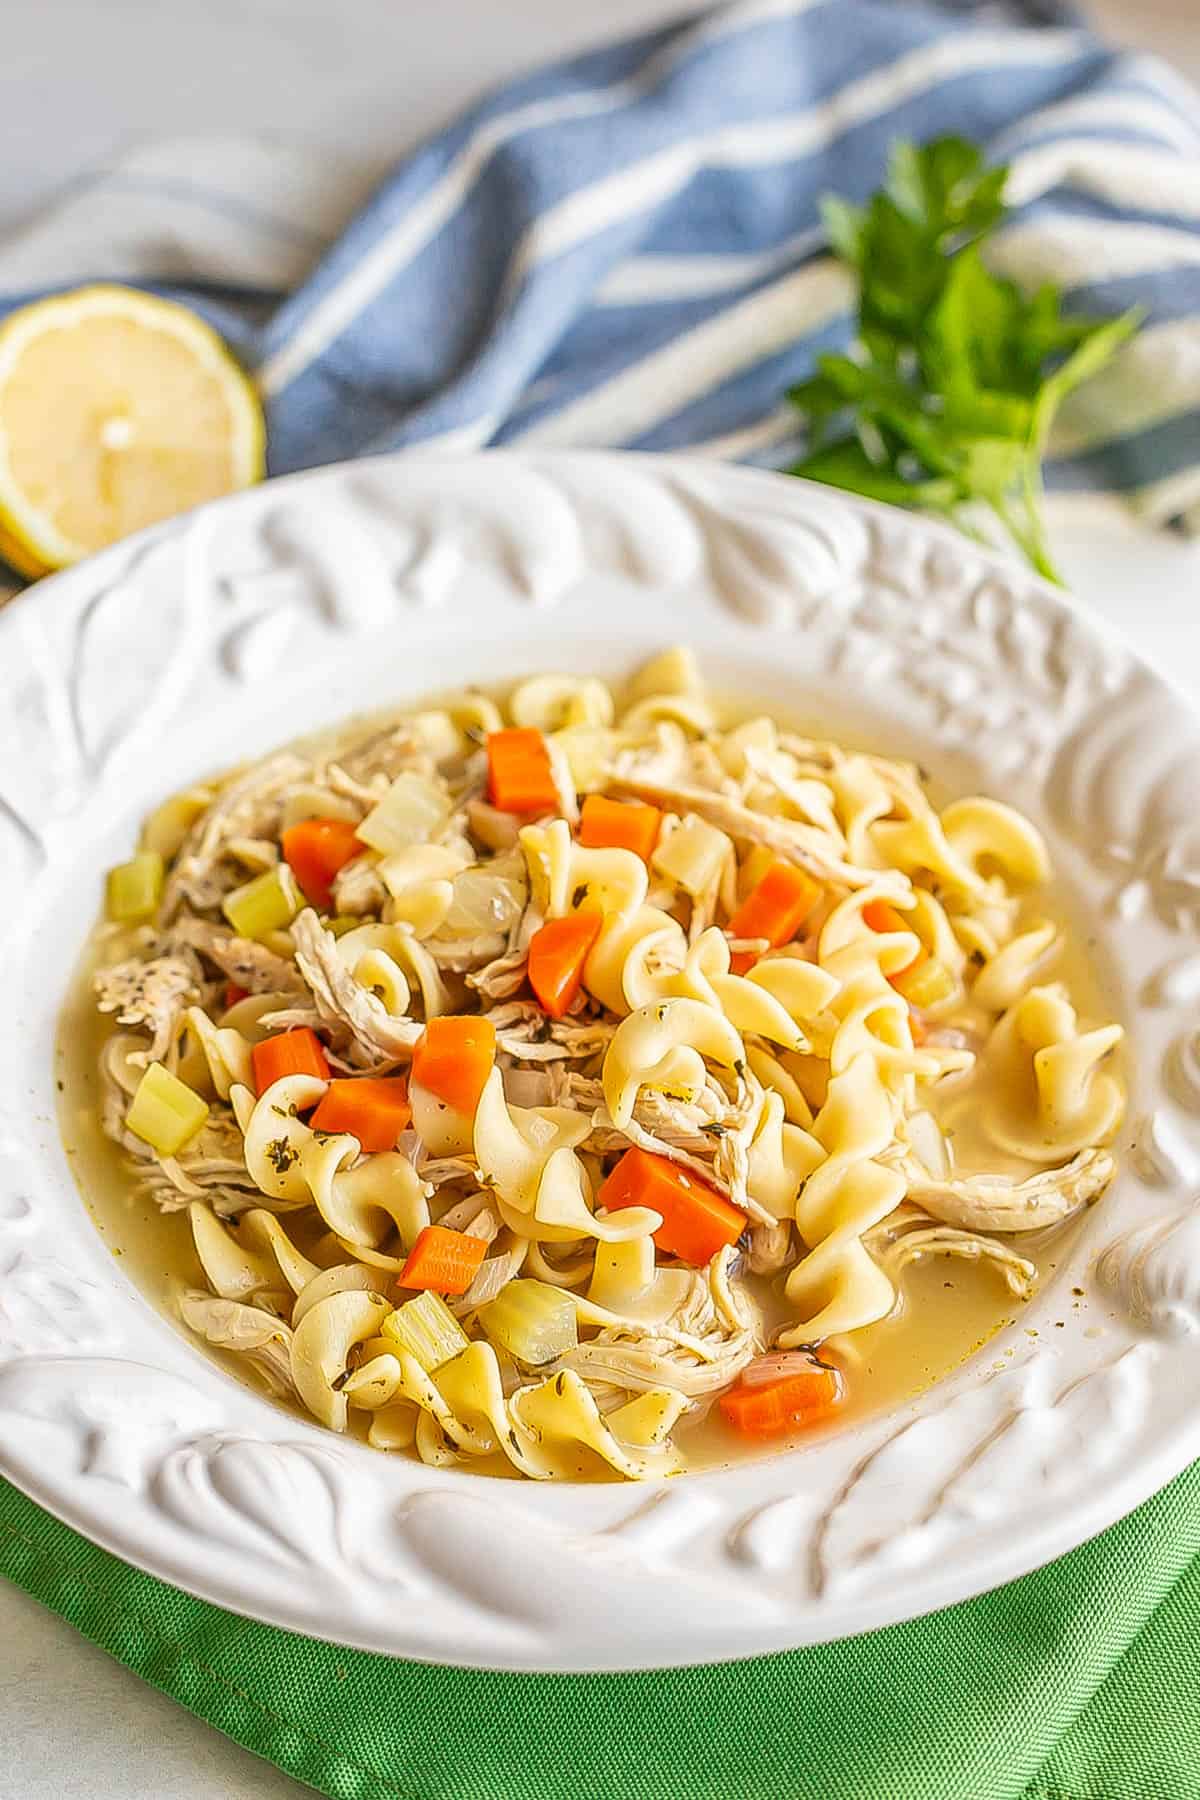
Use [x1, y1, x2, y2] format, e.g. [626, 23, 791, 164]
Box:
[99, 1051, 157, 1160]
[742, 748, 851, 850]
[94, 952, 202, 1064]
[890, 1147, 1115, 1233]
[326, 723, 427, 787]
[606, 773, 903, 892]
[556, 1247, 760, 1396]
[142, 1178, 262, 1218]
[417, 1155, 480, 1188]
[436, 1196, 500, 1239]
[427, 932, 507, 973]
[331, 856, 386, 917]
[178, 1290, 297, 1394]
[101, 1090, 260, 1209]
[567, 1069, 774, 1223]
[162, 752, 306, 916]
[257, 1004, 329, 1037]
[323, 763, 390, 809]
[586, 1111, 774, 1228]
[467, 798, 520, 851]
[465, 900, 541, 1000]
[748, 1220, 792, 1275]
[171, 916, 303, 994]
[710, 1075, 770, 1222]
[291, 908, 423, 1060]
[483, 1001, 616, 1065]
[867, 1203, 1037, 1298]
[569, 1075, 723, 1141]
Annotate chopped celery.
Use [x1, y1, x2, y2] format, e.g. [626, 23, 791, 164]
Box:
[651, 814, 729, 898]
[125, 1062, 209, 1155]
[894, 957, 956, 1010]
[139, 789, 209, 860]
[323, 914, 362, 938]
[479, 1279, 578, 1366]
[105, 850, 164, 922]
[222, 864, 302, 940]
[382, 1290, 468, 1373]
[356, 772, 449, 854]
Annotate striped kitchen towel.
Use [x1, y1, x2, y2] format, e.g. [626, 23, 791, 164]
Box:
[1, 0, 1199, 535]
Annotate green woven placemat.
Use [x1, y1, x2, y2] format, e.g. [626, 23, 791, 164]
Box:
[3, 1465, 1199, 1800]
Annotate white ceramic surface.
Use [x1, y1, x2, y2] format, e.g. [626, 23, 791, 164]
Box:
[1, 449, 1199, 1673]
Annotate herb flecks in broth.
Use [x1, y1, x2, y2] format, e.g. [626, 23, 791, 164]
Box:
[65, 648, 1125, 1482]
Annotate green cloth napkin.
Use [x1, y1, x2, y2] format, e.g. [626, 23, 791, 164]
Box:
[3, 1466, 1199, 1800]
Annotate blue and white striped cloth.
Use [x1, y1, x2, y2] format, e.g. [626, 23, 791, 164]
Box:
[3, 0, 1199, 534]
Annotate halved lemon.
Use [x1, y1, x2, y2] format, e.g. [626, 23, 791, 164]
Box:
[0, 284, 265, 577]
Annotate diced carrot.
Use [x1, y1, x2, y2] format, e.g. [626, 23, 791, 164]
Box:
[398, 1224, 488, 1296]
[411, 1015, 497, 1116]
[727, 860, 821, 974]
[310, 1076, 411, 1151]
[719, 1353, 844, 1439]
[486, 728, 559, 815]
[224, 982, 249, 1010]
[527, 908, 603, 1019]
[862, 898, 926, 978]
[578, 794, 661, 862]
[281, 817, 362, 911]
[598, 1147, 747, 1266]
[252, 1027, 330, 1095]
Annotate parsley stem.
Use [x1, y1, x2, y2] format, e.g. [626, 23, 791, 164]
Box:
[992, 492, 1062, 587]
[786, 134, 1138, 586]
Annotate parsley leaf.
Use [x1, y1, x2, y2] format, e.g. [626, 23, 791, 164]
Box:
[789, 135, 1143, 584]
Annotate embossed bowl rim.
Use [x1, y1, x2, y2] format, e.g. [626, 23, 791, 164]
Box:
[1, 450, 1198, 1672]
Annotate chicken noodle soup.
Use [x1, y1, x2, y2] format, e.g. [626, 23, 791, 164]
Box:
[68, 649, 1125, 1480]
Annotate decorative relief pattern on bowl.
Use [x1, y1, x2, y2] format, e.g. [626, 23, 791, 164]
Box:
[1, 452, 1198, 1669]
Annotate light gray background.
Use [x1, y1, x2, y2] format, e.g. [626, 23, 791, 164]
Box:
[3, 3, 1199, 1796]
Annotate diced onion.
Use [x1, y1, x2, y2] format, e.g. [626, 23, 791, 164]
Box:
[409, 710, 466, 764]
[279, 785, 360, 831]
[357, 772, 449, 854]
[651, 814, 730, 898]
[442, 863, 526, 936]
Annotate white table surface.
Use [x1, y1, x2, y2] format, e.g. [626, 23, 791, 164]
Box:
[3, 4, 1199, 1796]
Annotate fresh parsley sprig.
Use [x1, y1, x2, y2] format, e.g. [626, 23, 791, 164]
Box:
[788, 136, 1142, 584]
